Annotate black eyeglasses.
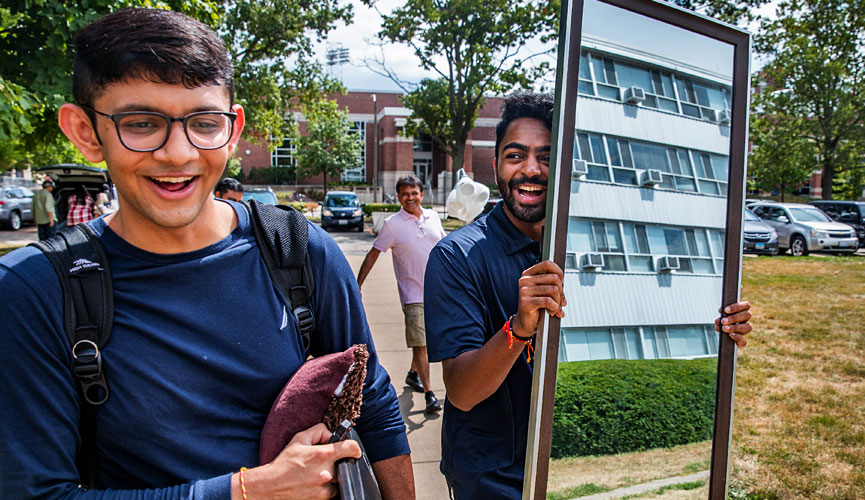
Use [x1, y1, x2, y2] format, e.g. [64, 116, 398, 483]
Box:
[80, 105, 238, 152]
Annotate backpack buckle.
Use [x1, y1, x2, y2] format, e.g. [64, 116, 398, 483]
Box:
[294, 305, 314, 333]
[72, 340, 110, 405]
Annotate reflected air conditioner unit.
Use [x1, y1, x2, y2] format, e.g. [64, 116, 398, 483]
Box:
[580, 253, 605, 270]
[702, 108, 718, 122]
[657, 256, 680, 272]
[640, 169, 663, 187]
[572, 159, 589, 178]
[624, 86, 646, 104]
[718, 109, 732, 125]
[565, 252, 578, 270]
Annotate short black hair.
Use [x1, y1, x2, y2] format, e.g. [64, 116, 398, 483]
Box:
[214, 177, 244, 195]
[396, 175, 424, 193]
[72, 9, 234, 108]
[494, 91, 554, 161]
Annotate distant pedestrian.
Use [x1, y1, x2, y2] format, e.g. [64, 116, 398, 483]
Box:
[93, 183, 111, 216]
[66, 185, 96, 226]
[214, 177, 244, 202]
[356, 175, 447, 414]
[32, 180, 56, 241]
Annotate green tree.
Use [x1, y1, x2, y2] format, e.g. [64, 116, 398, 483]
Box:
[371, 0, 559, 188]
[748, 89, 816, 200]
[753, 0, 865, 200]
[293, 99, 363, 193]
[0, 1, 351, 170]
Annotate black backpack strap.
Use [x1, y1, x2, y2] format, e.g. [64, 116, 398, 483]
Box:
[30, 224, 114, 487]
[246, 200, 316, 353]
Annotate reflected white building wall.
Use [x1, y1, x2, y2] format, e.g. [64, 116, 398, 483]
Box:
[562, 36, 731, 362]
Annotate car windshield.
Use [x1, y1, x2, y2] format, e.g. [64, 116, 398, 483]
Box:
[243, 191, 278, 204]
[744, 209, 760, 221]
[326, 195, 358, 208]
[789, 207, 831, 222]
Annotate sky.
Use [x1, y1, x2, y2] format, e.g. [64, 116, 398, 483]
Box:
[312, 0, 778, 93]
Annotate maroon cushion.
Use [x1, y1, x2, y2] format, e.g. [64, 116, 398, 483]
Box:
[259, 344, 368, 464]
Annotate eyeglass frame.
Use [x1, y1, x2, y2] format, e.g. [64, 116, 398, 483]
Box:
[79, 105, 239, 153]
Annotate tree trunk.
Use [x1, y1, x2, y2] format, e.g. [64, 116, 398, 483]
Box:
[323, 170, 328, 195]
[821, 159, 834, 200]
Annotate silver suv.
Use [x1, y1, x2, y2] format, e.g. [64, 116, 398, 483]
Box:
[751, 202, 858, 256]
[0, 185, 35, 231]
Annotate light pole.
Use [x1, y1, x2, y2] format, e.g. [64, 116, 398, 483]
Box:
[372, 94, 379, 202]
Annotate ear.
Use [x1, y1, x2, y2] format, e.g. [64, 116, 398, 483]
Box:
[58, 104, 104, 163]
[493, 157, 498, 177]
[224, 104, 246, 157]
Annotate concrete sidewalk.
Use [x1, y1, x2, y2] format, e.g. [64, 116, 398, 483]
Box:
[344, 252, 450, 500]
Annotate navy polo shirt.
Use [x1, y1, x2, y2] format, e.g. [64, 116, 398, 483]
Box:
[425, 202, 541, 499]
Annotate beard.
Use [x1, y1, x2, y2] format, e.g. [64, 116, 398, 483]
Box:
[497, 173, 547, 223]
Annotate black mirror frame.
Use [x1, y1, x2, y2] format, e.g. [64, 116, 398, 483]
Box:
[523, 1, 751, 498]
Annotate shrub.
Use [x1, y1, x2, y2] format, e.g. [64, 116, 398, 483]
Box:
[362, 203, 401, 217]
[551, 358, 716, 459]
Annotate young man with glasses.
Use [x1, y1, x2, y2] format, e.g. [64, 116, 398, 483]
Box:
[0, 8, 411, 499]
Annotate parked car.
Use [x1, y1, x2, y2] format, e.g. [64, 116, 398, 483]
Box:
[742, 208, 778, 255]
[320, 191, 364, 232]
[0, 185, 35, 230]
[750, 202, 858, 256]
[35, 164, 113, 230]
[242, 187, 278, 205]
[809, 200, 865, 246]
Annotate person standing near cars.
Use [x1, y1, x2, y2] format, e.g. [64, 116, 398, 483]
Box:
[33, 179, 57, 240]
[214, 177, 244, 203]
[356, 176, 446, 414]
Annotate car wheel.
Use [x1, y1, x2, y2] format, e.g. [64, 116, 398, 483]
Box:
[8, 211, 21, 231]
[790, 235, 809, 256]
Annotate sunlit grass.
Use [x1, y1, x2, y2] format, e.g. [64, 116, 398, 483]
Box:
[732, 255, 865, 499]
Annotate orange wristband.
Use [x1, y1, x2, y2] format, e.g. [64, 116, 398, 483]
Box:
[503, 315, 534, 363]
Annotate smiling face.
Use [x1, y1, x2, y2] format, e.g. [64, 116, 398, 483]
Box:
[62, 79, 244, 236]
[495, 118, 551, 226]
[398, 184, 424, 216]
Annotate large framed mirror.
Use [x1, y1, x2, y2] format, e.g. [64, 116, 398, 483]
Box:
[524, 0, 751, 498]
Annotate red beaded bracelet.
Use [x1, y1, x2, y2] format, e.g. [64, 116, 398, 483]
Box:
[503, 314, 534, 363]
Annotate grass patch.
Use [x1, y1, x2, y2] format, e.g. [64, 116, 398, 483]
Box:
[620, 480, 706, 499]
[546, 483, 609, 499]
[731, 256, 865, 499]
[546, 441, 711, 496]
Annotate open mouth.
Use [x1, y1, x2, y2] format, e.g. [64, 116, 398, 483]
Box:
[148, 176, 197, 193]
[514, 183, 546, 203]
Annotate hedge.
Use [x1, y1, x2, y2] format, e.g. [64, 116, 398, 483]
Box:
[551, 358, 716, 459]
[361, 203, 433, 217]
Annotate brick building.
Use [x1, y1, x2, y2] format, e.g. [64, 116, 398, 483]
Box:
[235, 90, 504, 199]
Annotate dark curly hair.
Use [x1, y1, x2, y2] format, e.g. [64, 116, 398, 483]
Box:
[494, 91, 554, 161]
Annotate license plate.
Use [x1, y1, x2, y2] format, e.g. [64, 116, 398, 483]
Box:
[338, 220, 348, 225]
[755, 243, 765, 249]
[839, 242, 849, 247]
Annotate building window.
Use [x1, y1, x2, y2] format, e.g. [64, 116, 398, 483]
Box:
[413, 133, 433, 152]
[574, 131, 727, 196]
[340, 121, 366, 182]
[578, 50, 731, 123]
[271, 137, 296, 169]
[569, 218, 724, 275]
[560, 324, 718, 362]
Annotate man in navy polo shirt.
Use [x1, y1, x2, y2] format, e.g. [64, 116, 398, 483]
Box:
[424, 92, 753, 499]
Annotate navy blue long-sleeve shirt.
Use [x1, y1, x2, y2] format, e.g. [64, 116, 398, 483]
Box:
[0, 202, 408, 499]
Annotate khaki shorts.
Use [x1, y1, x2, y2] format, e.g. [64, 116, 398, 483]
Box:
[403, 303, 426, 348]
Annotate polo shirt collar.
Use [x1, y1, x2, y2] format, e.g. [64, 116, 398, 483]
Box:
[488, 202, 540, 255]
[398, 207, 426, 221]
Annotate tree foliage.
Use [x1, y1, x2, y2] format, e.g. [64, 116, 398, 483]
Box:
[0, 0, 351, 171]
[292, 99, 363, 192]
[671, 0, 767, 24]
[751, 0, 865, 200]
[371, 0, 559, 184]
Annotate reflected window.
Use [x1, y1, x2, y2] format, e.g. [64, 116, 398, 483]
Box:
[561, 325, 717, 362]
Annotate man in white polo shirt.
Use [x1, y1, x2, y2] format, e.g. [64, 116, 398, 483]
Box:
[357, 175, 447, 414]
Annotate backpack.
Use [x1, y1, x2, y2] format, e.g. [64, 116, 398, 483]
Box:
[29, 200, 316, 487]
